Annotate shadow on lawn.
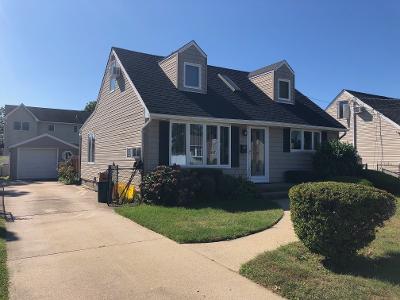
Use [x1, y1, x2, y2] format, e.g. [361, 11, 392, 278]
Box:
[324, 251, 400, 285]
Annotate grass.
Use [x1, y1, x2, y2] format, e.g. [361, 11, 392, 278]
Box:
[0, 219, 8, 299]
[115, 199, 283, 243]
[240, 198, 400, 300]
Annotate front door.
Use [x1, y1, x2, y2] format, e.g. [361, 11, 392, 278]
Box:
[248, 127, 269, 183]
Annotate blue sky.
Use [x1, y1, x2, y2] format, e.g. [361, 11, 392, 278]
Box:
[0, 0, 399, 110]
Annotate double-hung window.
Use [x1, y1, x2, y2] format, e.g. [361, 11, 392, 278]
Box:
[290, 129, 321, 151]
[278, 79, 290, 101]
[184, 62, 201, 89]
[14, 121, 29, 131]
[170, 122, 230, 167]
[88, 133, 95, 163]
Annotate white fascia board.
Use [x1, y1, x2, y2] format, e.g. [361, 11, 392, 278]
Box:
[9, 133, 79, 149]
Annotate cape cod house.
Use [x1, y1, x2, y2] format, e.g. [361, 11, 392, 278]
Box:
[80, 41, 345, 188]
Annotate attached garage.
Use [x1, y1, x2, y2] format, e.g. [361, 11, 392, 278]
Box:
[9, 134, 79, 180]
[17, 148, 58, 179]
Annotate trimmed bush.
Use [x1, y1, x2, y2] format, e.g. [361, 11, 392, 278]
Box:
[362, 169, 400, 195]
[141, 166, 260, 206]
[328, 176, 373, 187]
[58, 161, 78, 184]
[313, 140, 362, 178]
[290, 182, 396, 262]
[141, 165, 200, 206]
[284, 170, 319, 183]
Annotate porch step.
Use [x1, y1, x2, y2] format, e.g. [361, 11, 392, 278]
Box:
[255, 183, 294, 193]
[260, 191, 289, 200]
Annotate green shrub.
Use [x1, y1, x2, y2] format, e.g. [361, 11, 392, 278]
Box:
[362, 169, 400, 195]
[284, 170, 319, 183]
[328, 176, 373, 187]
[58, 161, 78, 184]
[313, 140, 362, 178]
[141, 165, 201, 206]
[289, 182, 396, 262]
[141, 166, 260, 205]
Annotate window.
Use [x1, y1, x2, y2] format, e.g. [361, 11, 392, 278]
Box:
[278, 79, 290, 101]
[110, 78, 117, 91]
[313, 132, 321, 150]
[189, 124, 203, 165]
[290, 129, 321, 151]
[304, 131, 312, 150]
[48, 124, 55, 132]
[126, 147, 141, 159]
[338, 101, 348, 119]
[170, 122, 230, 167]
[87, 133, 95, 163]
[22, 122, 30, 131]
[74, 125, 78, 133]
[109, 60, 118, 92]
[171, 123, 186, 165]
[290, 130, 302, 150]
[13, 121, 21, 130]
[184, 62, 201, 89]
[220, 126, 230, 165]
[206, 126, 218, 165]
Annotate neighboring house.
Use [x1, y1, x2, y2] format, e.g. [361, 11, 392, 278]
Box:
[80, 40, 345, 189]
[4, 104, 91, 180]
[326, 89, 400, 173]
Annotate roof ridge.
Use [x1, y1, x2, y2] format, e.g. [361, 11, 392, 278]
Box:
[345, 89, 398, 100]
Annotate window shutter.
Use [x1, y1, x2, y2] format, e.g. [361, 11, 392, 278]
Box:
[321, 131, 328, 143]
[158, 121, 170, 165]
[231, 126, 240, 167]
[283, 128, 291, 152]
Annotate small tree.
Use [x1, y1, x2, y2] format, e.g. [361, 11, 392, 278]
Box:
[313, 140, 362, 178]
[84, 100, 97, 113]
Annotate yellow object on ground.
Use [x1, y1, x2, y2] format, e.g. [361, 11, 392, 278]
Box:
[116, 183, 136, 202]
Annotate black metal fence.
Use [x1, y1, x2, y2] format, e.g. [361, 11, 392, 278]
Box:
[103, 161, 143, 206]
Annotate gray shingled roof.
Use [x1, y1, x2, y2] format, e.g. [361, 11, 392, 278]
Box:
[113, 47, 344, 129]
[346, 90, 400, 126]
[5, 105, 91, 124]
[248, 60, 288, 78]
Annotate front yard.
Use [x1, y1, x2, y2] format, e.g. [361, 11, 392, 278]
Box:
[116, 199, 283, 243]
[240, 198, 400, 300]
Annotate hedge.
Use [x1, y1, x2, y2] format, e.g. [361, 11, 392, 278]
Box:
[289, 182, 396, 262]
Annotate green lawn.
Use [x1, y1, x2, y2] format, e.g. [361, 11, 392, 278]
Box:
[240, 198, 400, 300]
[0, 219, 8, 299]
[116, 199, 283, 243]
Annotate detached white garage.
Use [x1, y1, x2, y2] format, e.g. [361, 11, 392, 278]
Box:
[9, 134, 79, 180]
[17, 148, 58, 179]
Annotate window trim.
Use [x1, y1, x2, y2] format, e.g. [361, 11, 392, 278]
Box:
[169, 121, 231, 168]
[183, 62, 202, 90]
[278, 79, 291, 102]
[126, 146, 141, 159]
[290, 129, 321, 152]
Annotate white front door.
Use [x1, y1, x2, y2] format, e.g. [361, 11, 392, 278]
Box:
[247, 127, 269, 183]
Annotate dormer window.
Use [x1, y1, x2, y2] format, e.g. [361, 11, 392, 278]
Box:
[278, 79, 291, 101]
[184, 62, 201, 89]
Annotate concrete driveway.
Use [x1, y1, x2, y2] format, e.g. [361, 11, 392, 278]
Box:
[5, 182, 282, 299]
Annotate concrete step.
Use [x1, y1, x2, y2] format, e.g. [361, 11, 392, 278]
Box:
[260, 190, 289, 200]
[255, 183, 294, 193]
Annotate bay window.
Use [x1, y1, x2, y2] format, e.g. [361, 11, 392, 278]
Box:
[170, 122, 230, 167]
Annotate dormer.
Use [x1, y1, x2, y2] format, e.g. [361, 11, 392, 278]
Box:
[159, 41, 207, 94]
[248, 60, 295, 104]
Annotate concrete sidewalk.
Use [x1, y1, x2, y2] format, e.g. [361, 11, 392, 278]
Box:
[183, 199, 297, 271]
[5, 182, 283, 299]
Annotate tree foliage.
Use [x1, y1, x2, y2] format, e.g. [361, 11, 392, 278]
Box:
[84, 101, 97, 113]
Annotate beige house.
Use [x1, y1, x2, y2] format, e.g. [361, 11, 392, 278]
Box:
[326, 89, 400, 173]
[4, 104, 90, 179]
[80, 41, 344, 188]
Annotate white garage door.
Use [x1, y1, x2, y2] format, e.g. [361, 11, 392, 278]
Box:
[17, 148, 58, 179]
